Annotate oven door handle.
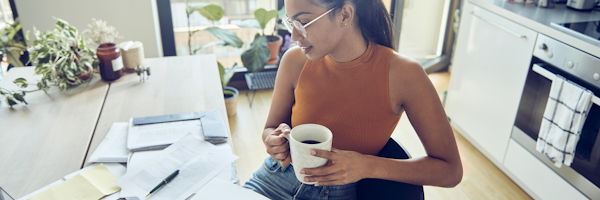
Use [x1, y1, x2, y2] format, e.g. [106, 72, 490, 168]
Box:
[532, 64, 600, 105]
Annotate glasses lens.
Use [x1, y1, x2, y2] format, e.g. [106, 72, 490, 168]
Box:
[282, 19, 294, 32]
[292, 21, 307, 38]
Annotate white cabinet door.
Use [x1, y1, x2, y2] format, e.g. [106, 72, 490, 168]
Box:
[504, 139, 588, 200]
[445, 3, 537, 163]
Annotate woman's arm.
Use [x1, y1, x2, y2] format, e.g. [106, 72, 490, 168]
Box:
[368, 54, 462, 187]
[262, 46, 307, 167]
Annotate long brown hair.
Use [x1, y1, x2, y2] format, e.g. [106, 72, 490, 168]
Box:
[315, 0, 395, 50]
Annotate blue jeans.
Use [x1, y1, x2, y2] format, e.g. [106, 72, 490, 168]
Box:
[243, 156, 357, 200]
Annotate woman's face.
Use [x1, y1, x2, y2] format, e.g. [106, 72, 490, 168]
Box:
[284, 0, 342, 60]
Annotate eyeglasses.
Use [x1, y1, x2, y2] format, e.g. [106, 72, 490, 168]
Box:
[282, 8, 335, 38]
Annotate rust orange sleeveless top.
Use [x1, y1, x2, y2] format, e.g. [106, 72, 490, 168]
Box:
[291, 43, 401, 156]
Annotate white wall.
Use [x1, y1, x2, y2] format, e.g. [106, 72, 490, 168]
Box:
[15, 0, 163, 58]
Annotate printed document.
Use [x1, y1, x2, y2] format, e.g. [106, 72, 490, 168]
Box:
[127, 119, 201, 151]
[115, 133, 238, 200]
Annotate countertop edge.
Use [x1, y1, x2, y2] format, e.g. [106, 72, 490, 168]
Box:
[468, 0, 600, 57]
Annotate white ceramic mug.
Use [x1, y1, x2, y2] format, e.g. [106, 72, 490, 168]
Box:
[282, 124, 333, 184]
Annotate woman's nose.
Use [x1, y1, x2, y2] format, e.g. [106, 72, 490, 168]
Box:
[289, 27, 304, 42]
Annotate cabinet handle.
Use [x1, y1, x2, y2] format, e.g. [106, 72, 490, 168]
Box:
[471, 11, 527, 39]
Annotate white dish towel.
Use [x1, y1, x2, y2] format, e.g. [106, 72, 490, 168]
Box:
[537, 75, 593, 168]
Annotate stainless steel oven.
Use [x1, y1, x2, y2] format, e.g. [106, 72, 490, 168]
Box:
[512, 34, 600, 199]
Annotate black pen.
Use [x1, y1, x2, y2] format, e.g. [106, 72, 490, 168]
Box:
[146, 169, 180, 197]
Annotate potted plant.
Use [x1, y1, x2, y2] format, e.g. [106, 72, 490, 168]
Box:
[238, 8, 282, 72]
[0, 18, 99, 108]
[28, 18, 98, 91]
[220, 62, 238, 116]
[0, 19, 28, 69]
[187, 2, 243, 116]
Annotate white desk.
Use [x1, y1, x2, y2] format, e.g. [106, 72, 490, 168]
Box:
[0, 55, 236, 199]
[0, 68, 109, 198]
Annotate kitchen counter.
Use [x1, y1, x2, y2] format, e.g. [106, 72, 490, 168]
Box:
[469, 0, 600, 57]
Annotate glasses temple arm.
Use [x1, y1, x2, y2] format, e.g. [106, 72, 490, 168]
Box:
[303, 8, 334, 28]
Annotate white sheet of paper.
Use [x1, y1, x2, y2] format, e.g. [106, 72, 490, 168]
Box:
[115, 133, 238, 200]
[192, 179, 268, 200]
[119, 150, 163, 199]
[127, 119, 202, 151]
[89, 122, 130, 163]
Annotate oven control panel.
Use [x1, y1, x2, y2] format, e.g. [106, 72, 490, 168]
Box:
[533, 34, 600, 88]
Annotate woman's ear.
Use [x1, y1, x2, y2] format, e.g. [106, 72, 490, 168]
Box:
[339, 4, 355, 27]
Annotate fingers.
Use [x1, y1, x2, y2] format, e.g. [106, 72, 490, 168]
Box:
[266, 123, 292, 161]
[310, 149, 336, 159]
[267, 142, 290, 160]
[301, 166, 345, 186]
[277, 123, 291, 136]
[301, 164, 339, 177]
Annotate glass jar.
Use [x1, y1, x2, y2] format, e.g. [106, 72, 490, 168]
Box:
[97, 43, 124, 81]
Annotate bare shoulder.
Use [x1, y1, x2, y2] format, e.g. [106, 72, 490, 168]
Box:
[278, 46, 309, 88]
[388, 51, 433, 112]
[389, 51, 426, 81]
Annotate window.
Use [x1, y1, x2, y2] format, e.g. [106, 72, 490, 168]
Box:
[168, 0, 277, 69]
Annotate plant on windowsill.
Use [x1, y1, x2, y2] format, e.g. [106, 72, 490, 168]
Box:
[0, 19, 28, 69]
[0, 18, 99, 108]
[186, 2, 244, 116]
[237, 8, 283, 72]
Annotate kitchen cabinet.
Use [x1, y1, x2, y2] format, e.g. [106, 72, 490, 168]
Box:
[504, 139, 588, 200]
[445, 2, 537, 163]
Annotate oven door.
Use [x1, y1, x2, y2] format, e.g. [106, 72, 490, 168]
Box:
[512, 61, 600, 198]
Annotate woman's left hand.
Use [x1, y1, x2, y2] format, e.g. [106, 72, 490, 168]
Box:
[300, 148, 371, 186]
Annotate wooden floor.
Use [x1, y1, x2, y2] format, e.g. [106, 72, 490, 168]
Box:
[229, 71, 532, 199]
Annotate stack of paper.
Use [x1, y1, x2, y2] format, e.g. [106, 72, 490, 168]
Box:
[89, 122, 130, 163]
[127, 110, 229, 151]
[199, 110, 228, 144]
[115, 133, 238, 200]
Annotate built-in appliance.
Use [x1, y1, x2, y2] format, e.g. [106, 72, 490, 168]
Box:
[551, 21, 600, 43]
[512, 33, 600, 199]
[566, 0, 597, 10]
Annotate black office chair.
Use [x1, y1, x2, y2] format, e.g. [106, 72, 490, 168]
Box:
[356, 138, 425, 200]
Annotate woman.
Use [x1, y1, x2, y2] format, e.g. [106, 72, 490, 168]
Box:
[243, 0, 463, 199]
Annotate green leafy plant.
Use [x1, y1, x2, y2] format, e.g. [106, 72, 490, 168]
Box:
[28, 18, 99, 91]
[238, 8, 279, 72]
[219, 62, 237, 96]
[1, 18, 99, 108]
[0, 19, 28, 67]
[186, 2, 243, 55]
[0, 78, 41, 107]
[186, 2, 244, 96]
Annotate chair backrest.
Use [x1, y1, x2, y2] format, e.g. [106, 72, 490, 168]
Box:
[356, 138, 425, 200]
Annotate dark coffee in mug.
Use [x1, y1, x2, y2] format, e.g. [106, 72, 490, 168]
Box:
[301, 140, 321, 144]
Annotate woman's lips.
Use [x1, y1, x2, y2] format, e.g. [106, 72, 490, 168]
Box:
[301, 46, 312, 54]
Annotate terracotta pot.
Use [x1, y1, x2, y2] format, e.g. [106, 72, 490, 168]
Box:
[224, 86, 239, 117]
[52, 61, 93, 83]
[266, 35, 283, 65]
[76, 63, 94, 81]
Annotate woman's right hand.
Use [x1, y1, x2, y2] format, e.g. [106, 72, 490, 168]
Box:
[265, 123, 292, 167]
